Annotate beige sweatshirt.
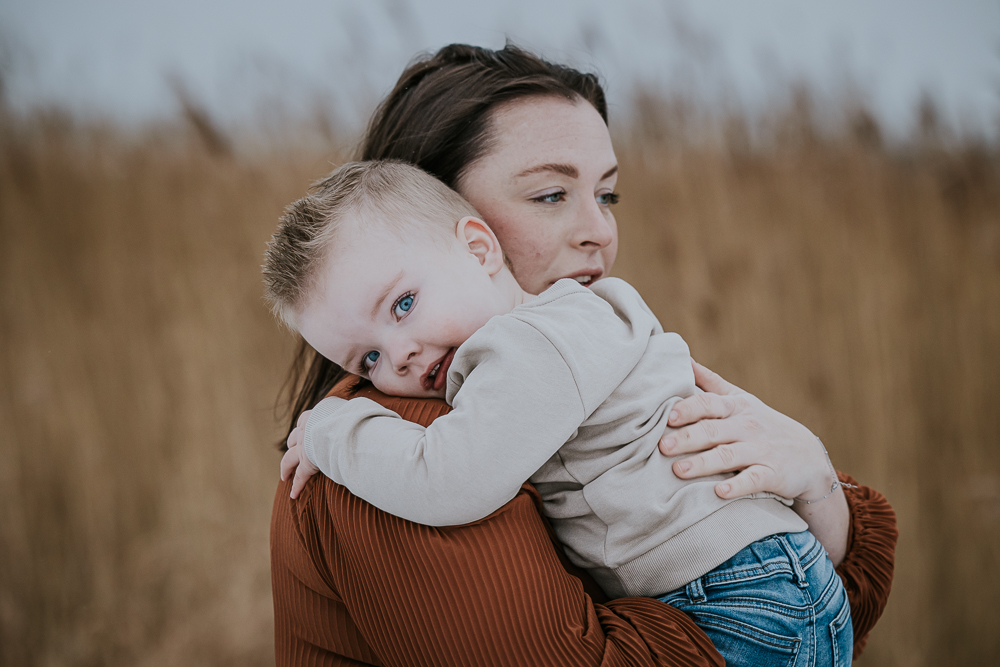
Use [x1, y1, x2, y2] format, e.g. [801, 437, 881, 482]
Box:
[304, 278, 806, 598]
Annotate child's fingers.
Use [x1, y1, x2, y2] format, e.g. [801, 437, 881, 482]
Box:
[291, 464, 314, 499]
[286, 425, 304, 450]
[285, 415, 309, 450]
[280, 447, 300, 482]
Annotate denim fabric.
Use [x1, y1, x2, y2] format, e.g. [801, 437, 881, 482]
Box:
[657, 531, 852, 667]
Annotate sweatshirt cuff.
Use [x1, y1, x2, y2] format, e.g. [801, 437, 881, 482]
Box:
[303, 396, 348, 468]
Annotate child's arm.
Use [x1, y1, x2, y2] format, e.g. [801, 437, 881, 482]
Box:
[304, 287, 660, 526]
[303, 320, 590, 526]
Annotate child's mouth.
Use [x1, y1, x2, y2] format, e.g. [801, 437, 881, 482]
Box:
[423, 349, 455, 392]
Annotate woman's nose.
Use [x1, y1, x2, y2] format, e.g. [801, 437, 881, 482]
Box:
[573, 200, 615, 249]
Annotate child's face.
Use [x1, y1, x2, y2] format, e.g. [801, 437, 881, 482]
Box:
[296, 218, 515, 399]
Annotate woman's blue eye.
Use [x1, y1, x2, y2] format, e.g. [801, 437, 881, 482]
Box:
[597, 192, 620, 206]
[394, 295, 413, 317]
[364, 351, 380, 367]
[538, 192, 564, 203]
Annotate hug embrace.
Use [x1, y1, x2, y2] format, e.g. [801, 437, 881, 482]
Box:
[267, 44, 897, 667]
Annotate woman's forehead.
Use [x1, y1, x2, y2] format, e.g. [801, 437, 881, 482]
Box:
[485, 96, 615, 167]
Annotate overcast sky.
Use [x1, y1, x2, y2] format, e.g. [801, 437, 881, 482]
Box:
[1, 0, 998, 136]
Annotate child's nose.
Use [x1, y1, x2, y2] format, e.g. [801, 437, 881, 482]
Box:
[391, 343, 420, 373]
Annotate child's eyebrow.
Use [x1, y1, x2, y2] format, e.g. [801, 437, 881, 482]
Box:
[370, 269, 405, 320]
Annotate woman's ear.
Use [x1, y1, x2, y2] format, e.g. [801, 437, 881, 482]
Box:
[456, 217, 505, 275]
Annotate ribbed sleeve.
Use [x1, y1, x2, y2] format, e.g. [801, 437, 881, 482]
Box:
[271, 379, 896, 666]
[271, 477, 381, 666]
[835, 472, 898, 659]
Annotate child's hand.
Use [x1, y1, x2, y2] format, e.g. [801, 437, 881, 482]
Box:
[285, 409, 311, 450]
[280, 410, 319, 499]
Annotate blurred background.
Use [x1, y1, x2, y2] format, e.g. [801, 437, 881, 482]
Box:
[1, 0, 998, 664]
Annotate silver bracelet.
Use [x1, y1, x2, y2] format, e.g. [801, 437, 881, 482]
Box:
[794, 437, 858, 505]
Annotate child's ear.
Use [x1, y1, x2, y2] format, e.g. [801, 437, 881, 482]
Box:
[456, 217, 505, 275]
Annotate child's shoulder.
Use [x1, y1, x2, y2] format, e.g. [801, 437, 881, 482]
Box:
[589, 277, 648, 309]
[519, 277, 650, 316]
[534, 276, 642, 303]
[513, 277, 660, 334]
[590, 276, 640, 298]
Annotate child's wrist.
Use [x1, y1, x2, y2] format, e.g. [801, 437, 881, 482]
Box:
[302, 396, 349, 468]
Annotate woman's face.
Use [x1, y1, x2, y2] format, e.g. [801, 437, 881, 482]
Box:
[456, 96, 619, 295]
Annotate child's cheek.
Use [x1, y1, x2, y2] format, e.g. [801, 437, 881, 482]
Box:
[446, 312, 491, 345]
[436, 319, 466, 343]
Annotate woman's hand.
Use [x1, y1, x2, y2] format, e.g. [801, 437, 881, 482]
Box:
[658, 361, 849, 564]
[659, 362, 831, 500]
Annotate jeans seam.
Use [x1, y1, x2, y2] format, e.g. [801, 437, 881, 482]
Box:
[701, 560, 795, 587]
[828, 592, 852, 667]
[689, 611, 804, 649]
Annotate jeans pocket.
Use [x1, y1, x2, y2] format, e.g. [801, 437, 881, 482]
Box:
[688, 609, 801, 667]
[828, 593, 854, 667]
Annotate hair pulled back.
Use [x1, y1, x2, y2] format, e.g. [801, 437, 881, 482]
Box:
[280, 43, 608, 442]
[361, 43, 606, 186]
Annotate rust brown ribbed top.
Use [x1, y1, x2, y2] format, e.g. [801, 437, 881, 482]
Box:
[271, 380, 897, 666]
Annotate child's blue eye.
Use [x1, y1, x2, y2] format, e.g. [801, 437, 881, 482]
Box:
[364, 351, 380, 368]
[394, 295, 413, 317]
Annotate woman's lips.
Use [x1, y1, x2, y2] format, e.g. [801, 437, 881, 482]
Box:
[423, 348, 456, 392]
[559, 269, 604, 287]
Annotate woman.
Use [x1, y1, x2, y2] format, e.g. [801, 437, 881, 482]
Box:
[270, 43, 896, 666]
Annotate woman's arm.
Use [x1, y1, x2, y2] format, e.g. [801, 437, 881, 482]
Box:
[271, 381, 725, 667]
[835, 473, 897, 657]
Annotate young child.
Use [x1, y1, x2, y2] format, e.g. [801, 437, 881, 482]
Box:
[265, 160, 853, 666]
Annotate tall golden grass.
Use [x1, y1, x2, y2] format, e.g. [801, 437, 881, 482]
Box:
[1, 94, 997, 665]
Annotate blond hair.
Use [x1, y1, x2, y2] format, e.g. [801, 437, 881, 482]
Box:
[263, 160, 481, 328]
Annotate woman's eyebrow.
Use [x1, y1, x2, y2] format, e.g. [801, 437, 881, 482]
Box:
[515, 163, 578, 179]
[370, 270, 404, 320]
[513, 163, 618, 181]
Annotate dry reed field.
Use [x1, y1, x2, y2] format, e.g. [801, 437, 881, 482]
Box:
[1, 94, 998, 665]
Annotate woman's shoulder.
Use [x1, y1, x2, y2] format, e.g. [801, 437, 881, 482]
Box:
[330, 375, 453, 422]
[318, 374, 455, 433]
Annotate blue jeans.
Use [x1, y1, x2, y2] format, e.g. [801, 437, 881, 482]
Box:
[657, 531, 852, 667]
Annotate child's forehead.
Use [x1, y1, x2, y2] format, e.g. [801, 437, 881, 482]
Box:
[342, 208, 454, 244]
[318, 222, 455, 289]
[332, 221, 447, 262]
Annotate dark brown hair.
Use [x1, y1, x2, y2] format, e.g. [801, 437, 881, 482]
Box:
[278, 43, 608, 445]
